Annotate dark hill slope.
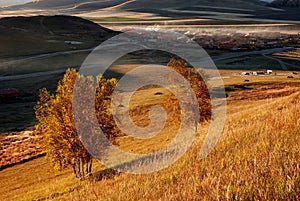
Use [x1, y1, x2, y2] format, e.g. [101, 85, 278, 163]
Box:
[0, 15, 119, 58]
[12, 0, 267, 10]
[121, 0, 267, 10]
[270, 0, 300, 6]
[118, 0, 299, 20]
[118, 0, 300, 21]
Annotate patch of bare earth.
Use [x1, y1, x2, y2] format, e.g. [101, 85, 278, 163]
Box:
[0, 131, 43, 171]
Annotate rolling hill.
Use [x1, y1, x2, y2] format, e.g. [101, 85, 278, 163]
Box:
[5, 0, 268, 10]
[113, 0, 300, 21]
[4, 0, 128, 10]
[0, 15, 118, 58]
[1, 0, 300, 21]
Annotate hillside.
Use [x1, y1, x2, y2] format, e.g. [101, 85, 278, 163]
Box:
[2, 0, 300, 21]
[1, 82, 299, 200]
[0, 15, 118, 58]
[115, 0, 300, 21]
[6, 0, 128, 11]
[0, 15, 119, 132]
[119, 0, 267, 10]
[5, 0, 268, 11]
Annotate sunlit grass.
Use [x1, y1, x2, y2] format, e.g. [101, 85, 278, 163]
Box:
[1, 88, 299, 200]
[59, 92, 299, 200]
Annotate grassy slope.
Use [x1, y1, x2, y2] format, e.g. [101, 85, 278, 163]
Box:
[57, 91, 300, 200]
[0, 15, 117, 59]
[7, 0, 265, 11]
[1, 84, 299, 200]
[7, 0, 127, 10]
[7, 0, 300, 21]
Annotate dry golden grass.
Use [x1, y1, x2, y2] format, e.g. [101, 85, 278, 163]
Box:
[0, 157, 81, 201]
[58, 92, 300, 201]
[1, 83, 299, 200]
[115, 87, 180, 154]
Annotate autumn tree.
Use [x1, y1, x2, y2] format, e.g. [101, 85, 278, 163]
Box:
[35, 69, 118, 179]
[167, 58, 211, 122]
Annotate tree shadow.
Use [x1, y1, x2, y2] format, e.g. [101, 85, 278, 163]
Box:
[91, 168, 119, 182]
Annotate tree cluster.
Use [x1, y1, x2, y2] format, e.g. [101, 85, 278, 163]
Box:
[35, 69, 118, 180]
[35, 59, 211, 179]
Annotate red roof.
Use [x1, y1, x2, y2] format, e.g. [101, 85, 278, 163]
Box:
[0, 88, 19, 97]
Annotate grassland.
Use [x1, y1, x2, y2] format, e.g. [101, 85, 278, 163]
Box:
[1, 14, 300, 200]
[0, 75, 299, 200]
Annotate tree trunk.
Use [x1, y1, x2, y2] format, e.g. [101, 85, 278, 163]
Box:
[80, 157, 84, 180]
[86, 158, 92, 177]
[72, 165, 78, 178]
[73, 156, 93, 179]
[73, 157, 83, 180]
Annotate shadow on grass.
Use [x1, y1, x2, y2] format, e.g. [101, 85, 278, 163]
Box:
[91, 168, 120, 182]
